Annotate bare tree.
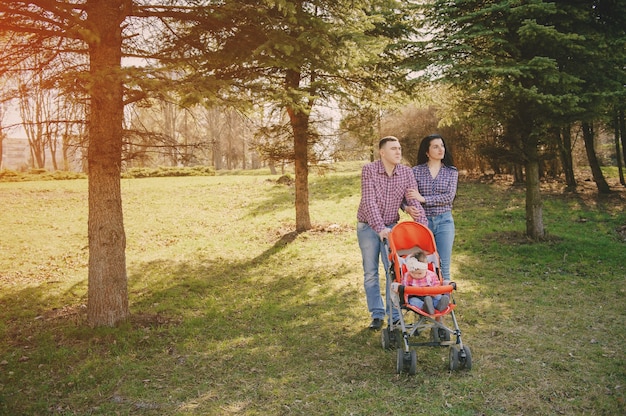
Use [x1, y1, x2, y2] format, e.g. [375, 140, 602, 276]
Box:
[17, 69, 48, 169]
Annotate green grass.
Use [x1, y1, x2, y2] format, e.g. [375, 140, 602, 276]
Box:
[1, 166, 625, 415]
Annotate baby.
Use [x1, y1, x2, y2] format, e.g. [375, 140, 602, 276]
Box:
[400, 251, 449, 314]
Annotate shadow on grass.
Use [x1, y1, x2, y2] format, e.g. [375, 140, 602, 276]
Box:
[1, 228, 401, 414]
[241, 173, 361, 220]
[117, 231, 410, 413]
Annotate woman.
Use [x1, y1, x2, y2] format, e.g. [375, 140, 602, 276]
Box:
[406, 134, 458, 282]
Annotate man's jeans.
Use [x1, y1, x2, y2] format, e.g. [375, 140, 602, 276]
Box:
[428, 211, 455, 281]
[357, 222, 399, 323]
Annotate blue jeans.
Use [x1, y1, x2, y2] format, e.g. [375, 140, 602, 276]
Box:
[357, 222, 399, 323]
[428, 211, 455, 281]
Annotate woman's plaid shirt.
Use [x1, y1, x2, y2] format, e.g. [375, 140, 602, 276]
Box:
[412, 164, 458, 217]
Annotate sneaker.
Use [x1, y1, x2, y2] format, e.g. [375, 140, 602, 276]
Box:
[437, 295, 449, 311]
[368, 318, 383, 330]
[423, 296, 435, 314]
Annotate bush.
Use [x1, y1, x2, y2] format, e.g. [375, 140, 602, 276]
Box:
[49, 171, 87, 180]
[0, 166, 216, 182]
[28, 168, 47, 175]
[0, 169, 87, 182]
[0, 169, 21, 181]
[121, 166, 216, 179]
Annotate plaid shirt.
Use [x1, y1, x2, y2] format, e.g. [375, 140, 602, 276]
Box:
[412, 164, 458, 217]
[357, 160, 427, 233]
[401, 269, 440, 287]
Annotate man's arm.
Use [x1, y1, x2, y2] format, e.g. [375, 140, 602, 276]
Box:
[359, 164, 386, 233]
[404, 173, 428, 225]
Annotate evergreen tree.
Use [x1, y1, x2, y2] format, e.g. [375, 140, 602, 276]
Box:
[417, 0, 625, 239]
[163, 0, 420, 232]
[1, 0, 132, 326]
[0, 1, 219, 326]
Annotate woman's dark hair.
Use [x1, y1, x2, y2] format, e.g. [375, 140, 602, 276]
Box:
[416, 134, 454, 167]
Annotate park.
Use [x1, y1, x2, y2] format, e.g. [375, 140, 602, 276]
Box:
[1, 1, 626, 414]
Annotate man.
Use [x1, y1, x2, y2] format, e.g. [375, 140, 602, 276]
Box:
[357, 136, 427, 330]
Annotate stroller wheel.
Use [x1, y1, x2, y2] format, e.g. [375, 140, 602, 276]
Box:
[460, 345, 472, 370]
[408, 350, 417, 375]
[396, 348, 404, 374]
[448, 345, 460, 371]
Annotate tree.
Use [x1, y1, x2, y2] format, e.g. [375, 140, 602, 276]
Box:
[556, 125, 577, 191]
[1, 1, 268, 326]
[164, 0, 420, 232]
[417, 0, 615, 240]
[615, 108, 626, 186]
[552, 0, 626, 194]
[126, 97, 211, 168]
[83, 0, 130, 326]
[14, 61, 51, 169]
[0, 0, 134, 326]
[7, 52, 86, 171]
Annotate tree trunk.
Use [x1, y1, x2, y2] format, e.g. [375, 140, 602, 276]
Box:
[557, 125, 576, 191]
[524, 141, 544, 240]
[26, 126, 46, 169]
[285, 69, 311, 232]
[62, 133, 70, 171]
[620, 108, 626, 184]
[617, 108, 626, 187]
[213, 137, 222, 170]
[268, 159, 277, 175]
[48, 127, 59, 171]
[512, 163, 524, 185]
[288, 107, 311, 232]
[86, 0, 129, 327]
[581, 121, 611, 194]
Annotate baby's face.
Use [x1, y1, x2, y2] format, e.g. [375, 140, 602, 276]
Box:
[409, 269, 426, 278]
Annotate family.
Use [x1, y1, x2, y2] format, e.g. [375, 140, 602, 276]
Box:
[356, 134, 458, 330]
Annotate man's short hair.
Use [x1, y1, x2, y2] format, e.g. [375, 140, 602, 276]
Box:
[379, 136, 399, 149]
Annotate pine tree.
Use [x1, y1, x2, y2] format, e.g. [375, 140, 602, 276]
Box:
[163, 0, 419, 232]
[417, 0, 626, 239]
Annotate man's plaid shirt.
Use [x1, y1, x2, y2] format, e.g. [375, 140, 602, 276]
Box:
[357, 160, 427, 233]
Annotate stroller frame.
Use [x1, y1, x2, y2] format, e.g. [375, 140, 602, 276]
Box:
[381, 221, 472, 374]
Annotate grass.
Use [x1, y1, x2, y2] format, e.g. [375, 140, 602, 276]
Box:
[0, 165, 625, 415]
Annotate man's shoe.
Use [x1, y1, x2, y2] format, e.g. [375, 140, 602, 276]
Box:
[423, 296, 435, 314]
[368, 318, 383, 330]
[436, 295, 449, 311]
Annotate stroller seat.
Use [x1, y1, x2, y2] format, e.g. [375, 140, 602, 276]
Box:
[395, 252, 456, 317]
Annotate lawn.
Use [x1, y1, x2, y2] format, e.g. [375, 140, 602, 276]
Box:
[0, 165, 625, 415]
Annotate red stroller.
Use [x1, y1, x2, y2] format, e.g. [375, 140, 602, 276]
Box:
[382, 221, 472, 374]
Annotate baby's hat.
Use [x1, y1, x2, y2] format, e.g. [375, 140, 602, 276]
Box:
[406, 257, 428, 272]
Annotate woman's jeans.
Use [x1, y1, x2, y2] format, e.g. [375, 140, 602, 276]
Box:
[428, 211, 455, 281]
[357, 222, 399, 323]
